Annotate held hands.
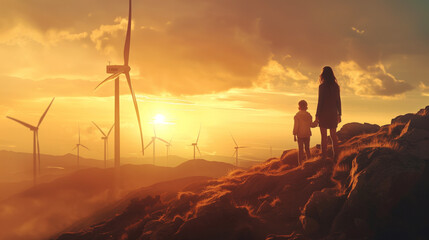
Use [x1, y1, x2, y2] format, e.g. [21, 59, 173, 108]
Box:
[294, 135, 297, 142]
[338, 115, 342, 123]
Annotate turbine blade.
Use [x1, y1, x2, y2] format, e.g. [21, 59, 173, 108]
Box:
[125, 72, 144, 155]
[196, 125, 201, 143]
[92, 121, 106, 137]
[81, 144, 89, 150]
[230, 133, 238, 147]
[144, 140, 153, 150]
[156, 137, 169, 144]
[124, 0, 132, 66]
[196, 145, 201, 156]
[78, 125, 81, 144]
[95, 72, 121, 90]
[37, 97, 55, 127]
[153, 125, 156, 137]
[71, 145, 77, 151]
[232, 150, 237, 157]
[6, 116, 36, 130]
[106, 123, 115, 137]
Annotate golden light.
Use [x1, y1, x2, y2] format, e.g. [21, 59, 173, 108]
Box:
[153, 113, 167, 125]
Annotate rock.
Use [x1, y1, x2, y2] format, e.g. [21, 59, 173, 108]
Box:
[330, 148, 425, 239]
[337, 123, 380, 142]
[299, 216, 319, 235]
[391, 113, 417, 124]
[416, 105, 429, 116]
[300, 188, 343, 236]
[400, 116, 429, 133]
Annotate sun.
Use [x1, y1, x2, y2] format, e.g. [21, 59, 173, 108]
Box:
[153, 114, 167, 125]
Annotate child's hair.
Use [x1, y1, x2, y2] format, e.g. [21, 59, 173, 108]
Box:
[298, 100, 308, 110]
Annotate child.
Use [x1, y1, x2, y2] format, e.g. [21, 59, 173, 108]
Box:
[293, 100, 318, 165]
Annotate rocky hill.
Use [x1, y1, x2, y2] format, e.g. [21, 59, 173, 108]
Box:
[0, 160, 237, 240]
[56, 106, 429, 240]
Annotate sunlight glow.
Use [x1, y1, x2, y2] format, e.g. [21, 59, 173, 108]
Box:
[153, 114, 167, 125]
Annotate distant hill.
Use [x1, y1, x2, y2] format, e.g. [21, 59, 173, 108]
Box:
[0, 159, 237, 240]
[0, 150, 105, 183]
[57, 106, 429, 240]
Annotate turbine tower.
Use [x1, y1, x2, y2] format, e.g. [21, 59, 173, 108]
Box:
[144, 126, 169, 165]
[231, 134, 246, 167]
[92, 121, 114, 168]
[6, 98, 55, 186]
[72, 127, 89, 169]
[166, 137, 172, 161]
[95, 0, 144, 172]
[191, 127, 201, 160]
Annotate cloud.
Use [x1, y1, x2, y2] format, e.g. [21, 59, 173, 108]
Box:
[0, 23, 87, 47]
[420, 82, 429, 96]
[90, 17, 130, 53]
[0, 0, 428, 96]
[337, 61, 414, 97]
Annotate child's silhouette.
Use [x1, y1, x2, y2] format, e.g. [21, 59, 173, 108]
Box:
[293, 100, 318, 165]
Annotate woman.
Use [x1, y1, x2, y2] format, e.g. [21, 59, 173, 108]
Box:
[315, 66, 341, 160]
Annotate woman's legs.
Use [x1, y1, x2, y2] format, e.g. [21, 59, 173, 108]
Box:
[329, 128, 339, 161]
[320, 127, 328, 159]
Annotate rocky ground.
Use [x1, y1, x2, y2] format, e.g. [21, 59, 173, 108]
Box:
[57, 106, 429, 240]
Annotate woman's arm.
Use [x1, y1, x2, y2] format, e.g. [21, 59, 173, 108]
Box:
[316, 85, 323, 118]
[337, 85, 342, 116]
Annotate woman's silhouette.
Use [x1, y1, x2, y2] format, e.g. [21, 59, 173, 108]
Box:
[315, 66, 341, 160]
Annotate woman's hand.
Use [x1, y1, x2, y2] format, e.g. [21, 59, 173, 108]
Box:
[338, 115, 342, 123]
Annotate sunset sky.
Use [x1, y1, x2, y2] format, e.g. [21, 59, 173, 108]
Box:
[0, 0, 428, 164]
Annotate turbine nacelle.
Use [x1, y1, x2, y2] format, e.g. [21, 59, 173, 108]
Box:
[106, 65, 131, 74]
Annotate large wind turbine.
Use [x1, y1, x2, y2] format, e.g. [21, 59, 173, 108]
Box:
[72, 127, 89, 169]
[144, 126, 169, 165]
[92, 122, 114, 168]
[191, 127, 201, 160]
[6, 98, 55, 186]
[231, 134, 246, 167]
[95, 0, 144, 171]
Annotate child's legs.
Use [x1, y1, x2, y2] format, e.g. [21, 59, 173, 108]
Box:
[304, 137, 311, 159]
[320, 127, 328, 158]
[297, 138, 305, 165]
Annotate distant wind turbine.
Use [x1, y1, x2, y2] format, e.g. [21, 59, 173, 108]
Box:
[191, 126, 201, 160]
[166, 137, 172, 161]
[231, 134, 246, 167]
[144, 126, 169, 165]
[92, 121, 114, 168]
[6, 98, 55, 185]
[95, 0, 144, 170]
[72, 126, 89, 169]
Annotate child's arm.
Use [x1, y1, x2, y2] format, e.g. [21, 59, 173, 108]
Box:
[293, 115, 298, 141]
[310, 115, 318, 128]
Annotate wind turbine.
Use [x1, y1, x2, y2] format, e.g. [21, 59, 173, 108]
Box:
[144, 126, 169, 165]
[6, 98, 55, 186]
[92, 122, 114, 168]
[95, 0, 144, 171]
[72, 127, 89, 169]
[231, 134, 246, 167]
[191, 127, 201, 160]
[165, 137, 172, 161]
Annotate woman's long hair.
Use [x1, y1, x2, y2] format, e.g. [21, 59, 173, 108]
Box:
[319, 66, 338, 87]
